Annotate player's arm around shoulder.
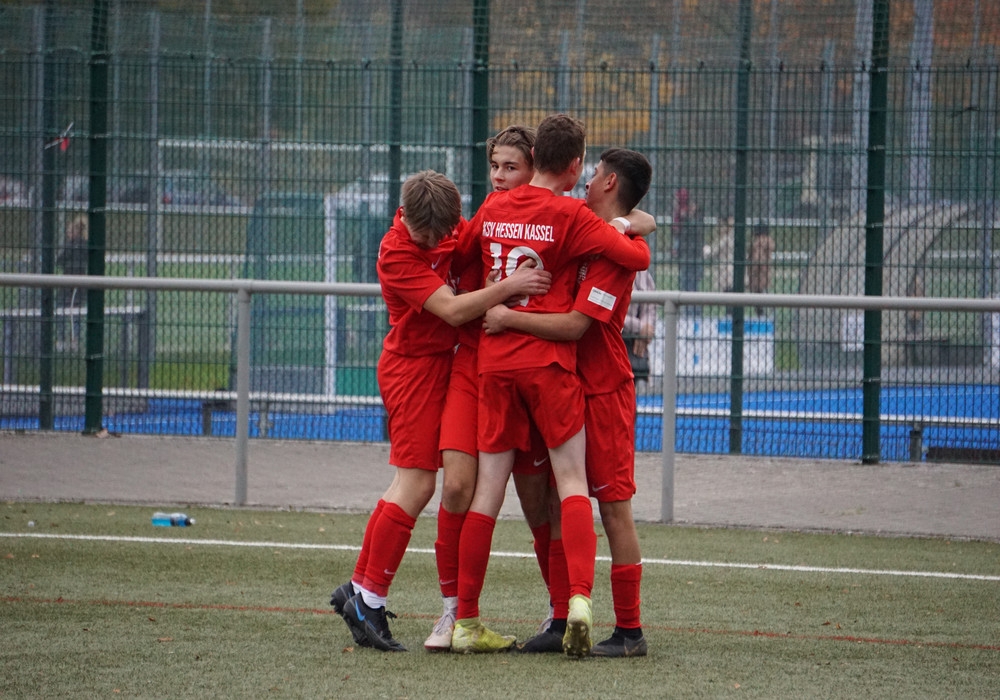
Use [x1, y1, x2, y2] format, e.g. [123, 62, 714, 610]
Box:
[483, 304, 591, 341]
[423, 261, 552, 328]
[578, 206, 654, 272]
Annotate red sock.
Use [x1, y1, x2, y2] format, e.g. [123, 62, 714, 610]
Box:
[548, 538, 570, 619]
[610, 563, 643, 630]
[352, 499, 385, 585]
[361, 501, 415, 597]
[456, 511, 496, 620]
[560, 495, 596, 599]
[530, 522, 552, 591]
[434, 504, 466, 598]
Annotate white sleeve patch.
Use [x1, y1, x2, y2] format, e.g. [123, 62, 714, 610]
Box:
[586, 286, 617, 311]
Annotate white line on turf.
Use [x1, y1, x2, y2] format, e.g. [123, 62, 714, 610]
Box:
[4, 531, 998, 582]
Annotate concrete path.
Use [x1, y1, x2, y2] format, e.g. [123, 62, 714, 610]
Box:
[1, 431, 997, 540]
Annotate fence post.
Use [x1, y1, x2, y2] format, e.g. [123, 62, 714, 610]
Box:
[84, 0, 111, 435]
[660, 299, 678, 523]
[729, 0, 753, 455]
[862, 0, 890, 464]
[470, 0, 490, 210]
[234, 286, 251, 505]
[141, 12, 160, 392]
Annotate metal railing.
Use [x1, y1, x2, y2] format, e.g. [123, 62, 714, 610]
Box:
[2, 273, 998, 521]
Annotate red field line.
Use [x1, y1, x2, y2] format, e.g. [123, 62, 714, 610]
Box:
[5, 595, 999, 652]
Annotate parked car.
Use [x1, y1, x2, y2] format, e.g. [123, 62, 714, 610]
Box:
[59, 170, 239, 207]
[161, 170, 241, 207]
[61, 173, 150, 204]
[328, 172, 469, 215]
[0, 176, 29, 207]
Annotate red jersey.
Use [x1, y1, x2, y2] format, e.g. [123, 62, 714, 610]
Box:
[451, 249, 484, 350]
[376, 208, 458, 356]
[573, 256, 635, 395]
[467, 185, 650, 374]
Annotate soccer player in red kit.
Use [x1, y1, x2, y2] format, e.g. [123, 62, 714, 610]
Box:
[330, 170, 551, 652]
[451, 114, 655, 657]
[483, 148, 653, 658]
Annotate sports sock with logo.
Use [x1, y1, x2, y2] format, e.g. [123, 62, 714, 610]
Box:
[352, 498, 386, 585]
[361, 501, 416, 597]
[434, 504, 466, 598]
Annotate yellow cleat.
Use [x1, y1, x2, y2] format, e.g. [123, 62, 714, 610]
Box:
[563, 595, 593, 658]
[451, 618, 516, 654]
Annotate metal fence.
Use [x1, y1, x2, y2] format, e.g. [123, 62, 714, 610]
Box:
[0, 1, 998, 463]
[3, 272, 998, 516]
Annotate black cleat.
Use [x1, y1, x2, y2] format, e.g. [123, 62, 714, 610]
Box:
[329, 581, 354, 615]
[517, 629, 565, 654]
[342, 593, 407, 652]
[591, 631, 648, 658]
[330, 582, 369, 647]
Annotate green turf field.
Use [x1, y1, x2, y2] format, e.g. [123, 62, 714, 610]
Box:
[2, 502, 998, 698]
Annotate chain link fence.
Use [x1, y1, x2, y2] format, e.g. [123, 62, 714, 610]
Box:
[0, 0, 997, 462]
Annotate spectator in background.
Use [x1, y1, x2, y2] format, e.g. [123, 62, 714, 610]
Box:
[672, 188, 702, 294]
[57, 214, 88, 308]
[623, 269, 656, 392]
[57, 214, 88, 350]
[705, 215, 735, 294]
[747, 223, 776, 315]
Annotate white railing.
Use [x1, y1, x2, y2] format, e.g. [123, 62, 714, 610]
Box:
[2, 273, 998, 521]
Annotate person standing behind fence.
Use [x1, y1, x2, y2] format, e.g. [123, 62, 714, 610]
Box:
[327, 170, 551, 653]
[672, 188, 702, 294]
[57, 214, 88, 350]
[747, 223, 775, 315]
[705, 216, 735, 294]
[623, 268, 656, 390]
[57, 214, 88, 308]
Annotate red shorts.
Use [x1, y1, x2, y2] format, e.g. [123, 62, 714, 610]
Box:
[585, 381, 637, 502]
[478, 365, 585, 454]
[439, 344, 478, 457]
[378, 349, 453, 471]
[512, 420, 550, 475]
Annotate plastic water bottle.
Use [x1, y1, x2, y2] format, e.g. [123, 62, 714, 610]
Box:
[151, 512, 195, 527]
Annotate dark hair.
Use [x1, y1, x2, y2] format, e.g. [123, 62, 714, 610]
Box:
[598, 148, 652, 212]
[532, 113, 586, 175]
[753, 223, 770, 236]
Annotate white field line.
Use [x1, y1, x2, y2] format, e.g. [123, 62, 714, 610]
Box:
[4, 532, 999, 582]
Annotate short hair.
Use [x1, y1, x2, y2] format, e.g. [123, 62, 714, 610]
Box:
[533, 113, 586, 175]
[486, 125, 536, 166]
[400, 170, 462, 238]
[599, 148, 652, 212]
